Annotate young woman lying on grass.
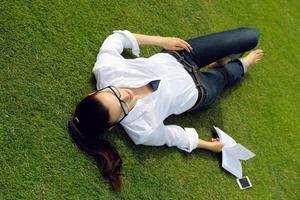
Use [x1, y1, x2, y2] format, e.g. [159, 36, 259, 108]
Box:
[68, 27, 264, 192]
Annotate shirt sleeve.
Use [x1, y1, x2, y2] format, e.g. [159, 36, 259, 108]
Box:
[135, 124, 199, 153]
[93, 30, 140, 72]
[101, 30, 140, 57]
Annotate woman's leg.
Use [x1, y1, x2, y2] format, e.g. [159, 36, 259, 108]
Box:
[195, 49, 264, 110]
[184, 27, 260, 68]
[196, 60, 245, 110]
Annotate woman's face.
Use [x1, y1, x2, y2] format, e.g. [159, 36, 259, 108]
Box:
[90, 87, 138, 125]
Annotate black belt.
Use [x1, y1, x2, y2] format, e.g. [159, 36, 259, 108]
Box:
[163, 50, 206, 112]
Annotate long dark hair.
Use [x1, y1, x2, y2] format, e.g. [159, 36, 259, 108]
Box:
[68, 93, 123, 192]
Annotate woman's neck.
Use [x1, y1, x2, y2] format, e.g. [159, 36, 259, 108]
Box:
[125, 83, 154, 100]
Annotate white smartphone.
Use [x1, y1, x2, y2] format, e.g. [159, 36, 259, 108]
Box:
[236, 176, 252, 190]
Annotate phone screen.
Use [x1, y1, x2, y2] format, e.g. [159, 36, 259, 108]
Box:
[239, 177, 250, 188]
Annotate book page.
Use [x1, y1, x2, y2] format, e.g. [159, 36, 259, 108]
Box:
[227, 144, 255, 160]
[222, 150, 243, 178]
[214, 126, 255, 178]
[214, 126, 236, 148]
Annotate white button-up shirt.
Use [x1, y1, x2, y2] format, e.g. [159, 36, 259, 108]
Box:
[93, 30, 199, 152]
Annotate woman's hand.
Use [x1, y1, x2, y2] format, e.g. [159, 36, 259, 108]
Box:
[210, 138, 224, 153]
[197, 138, 223, 153]
[160, 37, 193, 52]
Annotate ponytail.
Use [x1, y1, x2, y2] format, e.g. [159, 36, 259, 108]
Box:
[68, 94, 123, 192]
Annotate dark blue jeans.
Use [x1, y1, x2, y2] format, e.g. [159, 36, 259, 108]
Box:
[181, 27, 260, 110]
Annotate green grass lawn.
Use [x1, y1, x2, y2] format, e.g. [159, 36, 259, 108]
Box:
[1, 0, 299, 199]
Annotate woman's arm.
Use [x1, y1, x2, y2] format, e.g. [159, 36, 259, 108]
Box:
[133, 33, 193, 52]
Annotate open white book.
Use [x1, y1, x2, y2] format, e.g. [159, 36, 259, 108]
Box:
[214, 126, 255, 178]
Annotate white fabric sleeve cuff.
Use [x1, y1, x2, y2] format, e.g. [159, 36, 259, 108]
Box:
[183, 127, 199, 153]
[113, 30, 140, 57]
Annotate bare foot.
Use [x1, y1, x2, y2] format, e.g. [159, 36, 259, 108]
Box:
[240, 49, 264, 68]
[208, 57, 230, 68]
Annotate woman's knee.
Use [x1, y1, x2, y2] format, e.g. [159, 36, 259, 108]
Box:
[238, 27, 260, 47]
